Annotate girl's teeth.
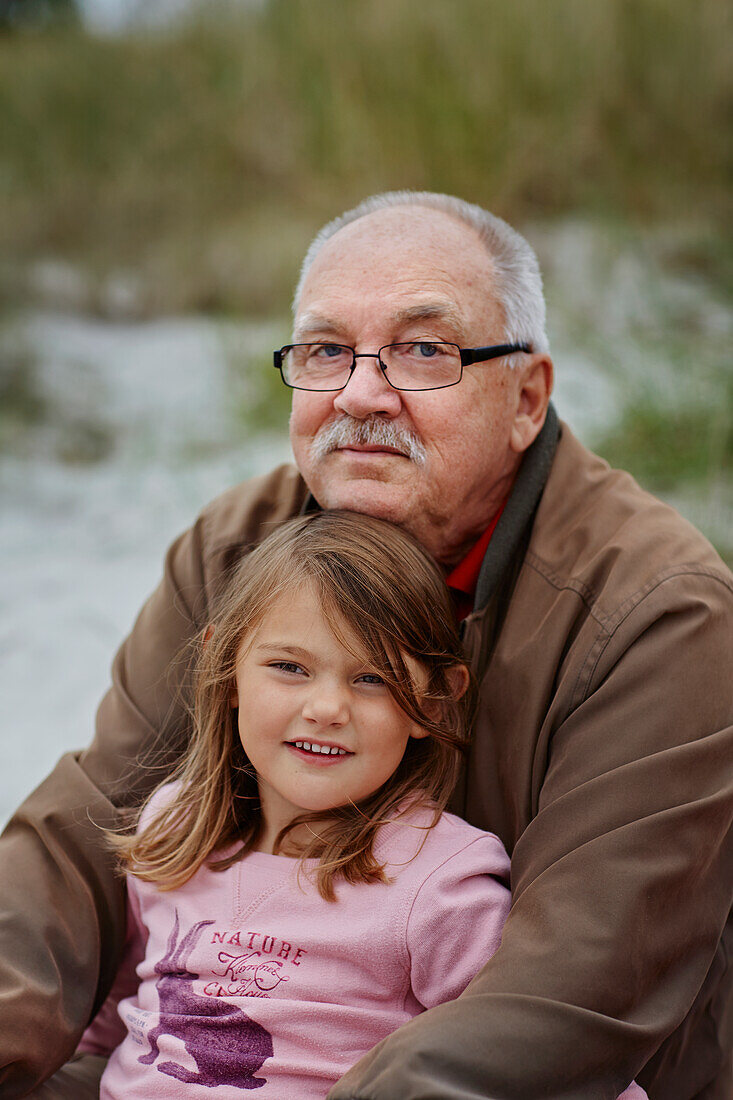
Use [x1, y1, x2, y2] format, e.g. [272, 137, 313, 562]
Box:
[294, 741, 346, 755]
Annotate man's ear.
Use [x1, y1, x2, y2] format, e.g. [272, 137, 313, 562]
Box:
[510, 354, 554, 455]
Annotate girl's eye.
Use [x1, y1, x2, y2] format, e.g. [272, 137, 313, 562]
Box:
[270, 661, 305, 676]
[356, 672, 385, 686]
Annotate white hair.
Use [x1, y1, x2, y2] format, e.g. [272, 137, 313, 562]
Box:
[293, 190, 550, 356]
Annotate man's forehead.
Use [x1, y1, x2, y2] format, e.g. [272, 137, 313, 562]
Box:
[324, 202, 479, 246]
[295, 205, 501, 339]
[310, 205, 492, 277]
[293, 299, 465, 340]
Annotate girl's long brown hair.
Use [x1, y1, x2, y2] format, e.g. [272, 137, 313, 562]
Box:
[110, 510, 474, 900]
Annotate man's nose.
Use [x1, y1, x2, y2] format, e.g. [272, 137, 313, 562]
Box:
[301, 681, 350, 728]
[333, 355, 403, 420]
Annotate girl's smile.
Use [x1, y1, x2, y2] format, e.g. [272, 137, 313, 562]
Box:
[288, 740, 352, 760]
[229, 581, 428, 853]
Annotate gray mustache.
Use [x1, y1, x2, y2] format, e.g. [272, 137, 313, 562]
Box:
[310, 416, 427, 466]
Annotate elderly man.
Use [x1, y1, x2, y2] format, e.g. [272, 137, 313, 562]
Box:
[1, 192, 731, 1099]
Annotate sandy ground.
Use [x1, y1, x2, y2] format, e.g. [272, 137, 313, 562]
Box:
[1, 313, 291, 822]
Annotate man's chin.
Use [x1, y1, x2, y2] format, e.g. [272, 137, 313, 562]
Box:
[310, 475, 414, 526]
[306, 475, 444, 558]
[317, 446, 410, 478]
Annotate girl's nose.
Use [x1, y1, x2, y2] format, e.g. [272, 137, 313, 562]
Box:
[301, 682, 350, 728]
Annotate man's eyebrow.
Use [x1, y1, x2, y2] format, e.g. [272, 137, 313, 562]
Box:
[392, 302, 464, 330]
[292, 312, 345, 341]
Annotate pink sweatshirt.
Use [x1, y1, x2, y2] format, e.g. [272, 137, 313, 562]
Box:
[81, 787, 646, 1099]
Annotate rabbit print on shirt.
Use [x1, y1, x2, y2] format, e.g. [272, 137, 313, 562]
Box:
[138, 910, 273, 1089]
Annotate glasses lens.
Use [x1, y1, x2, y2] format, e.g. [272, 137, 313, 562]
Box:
[280, 344, 353, 390]
[381, 343, 461, 390]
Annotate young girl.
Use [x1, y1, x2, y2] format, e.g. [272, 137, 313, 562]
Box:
[73, 511, 645, 1100]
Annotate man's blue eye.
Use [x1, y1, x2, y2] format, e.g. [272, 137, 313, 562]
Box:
[321, 344, 345, 357]
[418, 342, 438, 357]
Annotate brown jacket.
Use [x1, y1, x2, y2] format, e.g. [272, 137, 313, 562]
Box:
[1, 418, 731, 1098]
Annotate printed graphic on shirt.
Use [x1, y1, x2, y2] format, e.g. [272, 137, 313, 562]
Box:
[207, 927, 308, 998]
[139, 910, 273, 1089]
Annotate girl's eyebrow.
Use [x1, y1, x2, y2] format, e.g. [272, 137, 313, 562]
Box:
[256, 643, 311, 659]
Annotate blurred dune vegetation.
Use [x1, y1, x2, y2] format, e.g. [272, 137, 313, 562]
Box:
[1, 0, 730, 313]
[0, 0, 731, 557]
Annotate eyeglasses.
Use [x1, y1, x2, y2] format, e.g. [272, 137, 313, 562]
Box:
[273, 341, 531, 392]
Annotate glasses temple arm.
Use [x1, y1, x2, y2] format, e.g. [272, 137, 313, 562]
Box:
[460, 343, 531, 367]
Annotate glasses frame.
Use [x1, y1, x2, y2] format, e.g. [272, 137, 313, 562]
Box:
[273, 341, 532, 392]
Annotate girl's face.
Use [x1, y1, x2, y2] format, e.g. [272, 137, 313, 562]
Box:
[230, 581, 429, 850]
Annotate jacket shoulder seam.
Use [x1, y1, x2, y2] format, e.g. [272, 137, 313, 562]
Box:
[524, 555, 733, 706]
[522, 553, 602, 626]
[525, 552, 733, 631]
[581, 566, 733, 704]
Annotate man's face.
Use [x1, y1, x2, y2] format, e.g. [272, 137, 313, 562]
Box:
[289, 206, 538, 566]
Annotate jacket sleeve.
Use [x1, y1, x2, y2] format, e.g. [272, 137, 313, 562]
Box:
[0, 518, 208, 1097]
[77, 887, 147, 1059]
[328, 571, 733, 1100]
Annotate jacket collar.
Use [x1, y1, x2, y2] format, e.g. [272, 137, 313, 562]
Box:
[474, 402, 559, 612]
